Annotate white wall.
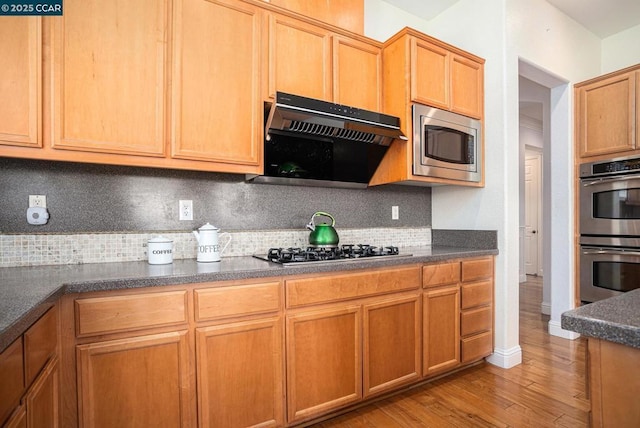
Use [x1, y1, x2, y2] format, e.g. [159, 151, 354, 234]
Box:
[602, 23, 640, 73]
[366, 0, 602, 368]
[364, 0, 430, 41]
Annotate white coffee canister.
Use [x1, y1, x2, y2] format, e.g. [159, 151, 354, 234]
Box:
[193, 223, 232, 263]
[147, 236, 173, 265]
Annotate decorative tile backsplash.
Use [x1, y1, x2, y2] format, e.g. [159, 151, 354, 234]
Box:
[0, 227, 431, 268]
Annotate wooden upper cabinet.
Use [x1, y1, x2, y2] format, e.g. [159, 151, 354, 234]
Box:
[51, 0, 169, 157]
[410, 37, 483, 119]
[266, 0, 364, 34]
[411, 38, 449, 110]
[451, 54, 483, 119]
[0, 17, 41, 148]
[373, 27, 484, 187]
[172, 0, 262, 167]
[267, 12, 332, 101]
[385, 28, 484, 121]
[333, 36, 382, 111]
[576, 69, 637, 159]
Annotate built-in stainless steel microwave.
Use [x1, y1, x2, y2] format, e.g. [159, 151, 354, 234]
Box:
[412, 105, 481, 182]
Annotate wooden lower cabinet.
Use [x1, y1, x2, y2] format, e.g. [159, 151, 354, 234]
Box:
[363, 294, 421, 397]
[53, 261, 494, 426]
[588, 338, 640, 427]
[24, 357, 59, 428]
[76, 331, 195, 427]
[423, 285, 460, 376]
[286, 305, 362, 424]
[196, 317, 284, 428]
[3, 405, 26, 428]
[0, 338, 25, 426]
[1, 304, 59, 428]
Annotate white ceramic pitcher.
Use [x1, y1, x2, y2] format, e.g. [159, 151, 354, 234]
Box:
[193, 223, 231, 262]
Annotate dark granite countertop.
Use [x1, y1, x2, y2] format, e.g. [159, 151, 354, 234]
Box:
[0, 245, 498, 353]
[561, 289, 640, 349]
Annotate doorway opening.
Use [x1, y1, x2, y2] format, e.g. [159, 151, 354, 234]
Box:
[518, 59, 578, 339]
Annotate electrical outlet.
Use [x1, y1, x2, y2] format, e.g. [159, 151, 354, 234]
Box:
[179, 200, 193, 221]
[392, 205, 399, 220]
[29, 195, 47, 208]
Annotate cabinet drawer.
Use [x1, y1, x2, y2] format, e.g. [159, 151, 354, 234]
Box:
[195, 281, 282, 322]
[461, 257, 493, 282]
[286, 266, 420, 308]
[460, 280, 492, 309]
[24, 305, 58, 386]
[0, 338, 24, 426]
[75, 290, 188, 337]
[422, 262, 460, 288]
[461, 330, 493, 363]
[460, 305, 492, 337]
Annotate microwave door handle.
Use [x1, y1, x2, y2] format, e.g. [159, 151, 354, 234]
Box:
[582, 248, 640, 257]
[582, 175, 640, 186]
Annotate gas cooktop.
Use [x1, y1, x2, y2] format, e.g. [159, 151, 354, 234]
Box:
[254, 244, 412, 266]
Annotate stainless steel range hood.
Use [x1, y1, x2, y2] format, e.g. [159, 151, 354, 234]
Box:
[247, 92, 406, 188]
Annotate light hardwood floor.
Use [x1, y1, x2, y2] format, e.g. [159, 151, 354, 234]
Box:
[314, 276, 589, 427]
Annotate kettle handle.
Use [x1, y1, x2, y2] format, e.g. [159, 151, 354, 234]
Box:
[311, 211, 335, 227]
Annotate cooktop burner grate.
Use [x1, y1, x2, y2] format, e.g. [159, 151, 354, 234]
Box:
[255, 244, 408, 266]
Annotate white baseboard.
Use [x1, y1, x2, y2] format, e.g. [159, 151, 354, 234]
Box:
[548, 320, 581, 340]
[485, 345, 523, 368]
[540, 301, 551, 315]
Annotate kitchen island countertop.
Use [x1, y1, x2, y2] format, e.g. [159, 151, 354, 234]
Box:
[0, 245, 497, 353]
[561, 289, 640, 349]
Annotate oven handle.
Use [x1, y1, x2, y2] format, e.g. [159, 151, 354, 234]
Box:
[582, 175, 640, 186]
[582, 248, 640, 257]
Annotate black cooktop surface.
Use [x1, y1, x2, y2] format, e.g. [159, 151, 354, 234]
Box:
[254, 244, 411, 266]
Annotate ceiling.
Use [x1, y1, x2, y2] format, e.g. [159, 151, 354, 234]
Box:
[383, 0, 640, 38]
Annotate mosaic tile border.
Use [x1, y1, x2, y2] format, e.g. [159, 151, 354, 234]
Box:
[0, 228, 431, 268]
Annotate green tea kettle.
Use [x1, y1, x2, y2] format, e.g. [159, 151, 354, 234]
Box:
[306, 211, 339, 247]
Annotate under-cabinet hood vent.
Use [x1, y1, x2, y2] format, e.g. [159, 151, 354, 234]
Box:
[247, 92, 407, 189]
[265, 92, 405, 147]
[287, 120, 378, 143]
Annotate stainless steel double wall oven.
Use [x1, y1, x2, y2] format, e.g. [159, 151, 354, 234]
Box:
[579, 155, 640, 302]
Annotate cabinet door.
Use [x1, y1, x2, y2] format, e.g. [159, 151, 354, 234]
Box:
[577, 71, 636, 158]
[286, 305, 361, 424]
[0, 17, 41, 148]
[51, 0, 169, 157]
[196, 318, 284, 428]
[24, 306, 58, 386]
[333, 36, 381, 111]
[171, 0, 262, 168]
[0, 338, 24, 426]
[363, 295, 421, 398]
[423, 285, 460, 376]
[267, 13, 332, 101]
[450, 54, 483, 119]
[76, 331, 195, 427]
[410, 37, 449, 109]
[24, 357, 59, 428]
[3, 405, 26, 428]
